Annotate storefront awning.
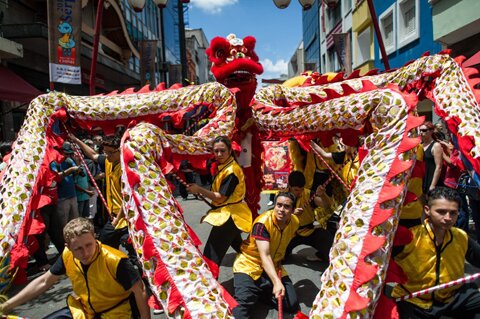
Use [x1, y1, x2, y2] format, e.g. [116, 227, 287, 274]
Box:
[464, 51, 480, 68]
[0, 66, 42, 103]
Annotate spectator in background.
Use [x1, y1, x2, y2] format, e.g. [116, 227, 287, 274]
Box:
[92, 135, 104, 153]
[420, 122, 444, 194]
[441, 139, 469, 231]
[73, 151, 94, 218]
[83, 139, 103, 221]
[53, 142, 81, 252]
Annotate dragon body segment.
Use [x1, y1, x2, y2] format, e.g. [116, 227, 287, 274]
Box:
[0, 46, 479, 319]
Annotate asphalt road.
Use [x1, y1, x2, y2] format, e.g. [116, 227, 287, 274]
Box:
[8, 192, 480, 318]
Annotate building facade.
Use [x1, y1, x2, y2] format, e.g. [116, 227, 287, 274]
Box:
[302, 1, 321, 72]
[300, 0, 357, 74]
[0, 0, 188, 140]
[288, 41, 305, 78]
[352, 0, 375, 73]
[319, 0, 354, 73]
[430, 0, 480, 61]
[373, 0, 442, 70]
[185, 28, 211, 84]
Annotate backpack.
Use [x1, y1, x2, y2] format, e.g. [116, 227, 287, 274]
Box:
[457, 172, 480, 201]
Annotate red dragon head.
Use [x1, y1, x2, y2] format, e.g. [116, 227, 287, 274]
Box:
[206, 34, 264, 88]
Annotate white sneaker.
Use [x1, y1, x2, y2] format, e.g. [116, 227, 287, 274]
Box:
[267, 200, 274, 206]
[153, 309, 164, 315]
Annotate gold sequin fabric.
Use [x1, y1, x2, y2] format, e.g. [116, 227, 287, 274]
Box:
[123, 123, 232, 318]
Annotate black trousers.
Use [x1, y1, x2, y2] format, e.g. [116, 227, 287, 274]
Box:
[179, 171, 195, 199]
[285, 227, 334, 261]
[98, 220, 137, 267]
[203, 217, 243, 269]
[42, 307, 72, 319]
[232, 272, 299, 319]
[397, 283, 480, 319]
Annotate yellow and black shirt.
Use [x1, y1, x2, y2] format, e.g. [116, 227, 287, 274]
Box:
[392, 220, 480, 309]
[202, 156, 252, 233]
[233, 210, 299, 280]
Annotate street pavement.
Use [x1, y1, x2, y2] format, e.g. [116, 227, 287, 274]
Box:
[8, 192, 480, 318]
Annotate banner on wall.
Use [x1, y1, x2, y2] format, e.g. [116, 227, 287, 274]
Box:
[262, 140, 292, 192]
[140, 40, 158, 87]
[47, 0, 82, 84]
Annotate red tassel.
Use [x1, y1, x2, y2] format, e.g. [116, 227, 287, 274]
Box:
[202, 255, 220, 279]
[343, 290, 371, 313]
[373, 293, 399, 319]
[219, 284, 238, 310]
[403, 191, 418, 205]
[293, 311, 309, 319]
[385, 259, 408, 284]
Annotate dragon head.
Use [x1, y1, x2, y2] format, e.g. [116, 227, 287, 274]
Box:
[206, 34, 264, 88]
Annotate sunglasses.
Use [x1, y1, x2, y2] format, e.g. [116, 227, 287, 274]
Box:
[420, 128, 432, 132]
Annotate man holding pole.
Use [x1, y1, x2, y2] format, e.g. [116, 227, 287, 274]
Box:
[68, 134, 129, 251]
[393, 187, 480, 318]
[232, 191, 300, 318]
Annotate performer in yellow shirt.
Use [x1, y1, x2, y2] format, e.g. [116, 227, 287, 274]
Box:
[232, 192, 300, 318]
[69, 134, 129, 252]
[187, 136, 252, 278]
[0, 218, 150, 319]
[284, 171, 334, 262]
[393, 187, 480, 318]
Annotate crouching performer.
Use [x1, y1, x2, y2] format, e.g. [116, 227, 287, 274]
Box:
[232, 192, 300, 318]
[393, 187, 480, 319]
[0, 217, 150, 319]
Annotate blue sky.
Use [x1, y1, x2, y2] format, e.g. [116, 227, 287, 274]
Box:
[187, 0, 303, 82]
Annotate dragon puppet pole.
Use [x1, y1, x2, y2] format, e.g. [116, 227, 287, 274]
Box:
[171, 173, 215, 209]
[395, 272, 480, 302]
[310, 146, 350, 191]
[277, 269, 283, 319]
[301, 174, 335, 210]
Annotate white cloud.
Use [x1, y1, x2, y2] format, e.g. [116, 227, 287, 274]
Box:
[190, 0, 238, 14]
[261, 58, 288, 77]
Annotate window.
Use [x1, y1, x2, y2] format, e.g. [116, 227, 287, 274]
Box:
[326, 4, 342, 33]
[327, 48, 340, 72]
[379, 4, 396, 54]
[355, 26, 371, 67]
[343, 0, 353, 15]
[397, 0, 419, 48]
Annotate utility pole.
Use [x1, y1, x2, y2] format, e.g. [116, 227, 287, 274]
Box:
[177, 1, 188, 86]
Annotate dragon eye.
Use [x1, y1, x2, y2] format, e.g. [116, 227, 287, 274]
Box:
[215, 49, 225, 59]
[241, 47, 247, 53]
[230, 49, 237, 56]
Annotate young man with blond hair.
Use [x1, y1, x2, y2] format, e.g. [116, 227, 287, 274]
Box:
[0, 218, 150, 319]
